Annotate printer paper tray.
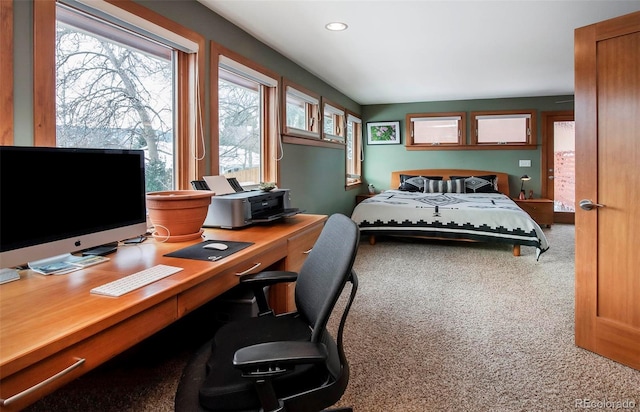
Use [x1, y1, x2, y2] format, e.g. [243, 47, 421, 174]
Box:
[251, 208, 301, 223]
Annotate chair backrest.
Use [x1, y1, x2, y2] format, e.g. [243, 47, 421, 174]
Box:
[294, 213, 359, 342]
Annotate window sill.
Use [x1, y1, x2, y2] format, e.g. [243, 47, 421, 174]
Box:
[405, 144, 537, 151]
[345, 182, 362, 191]
[283, 135, 345, 149]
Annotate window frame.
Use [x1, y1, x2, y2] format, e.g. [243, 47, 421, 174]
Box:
[471, 109, 537, 148]
[281, 78, 344, 149]
[405, 112, 466, 150]
[0, 0, 13, 145]
[33, 0, 205, 189]
[321, 98, 345, 144]
[345, 110, 363, 189]
[211, 42, 280, 186]
[282, 78, 320, 140]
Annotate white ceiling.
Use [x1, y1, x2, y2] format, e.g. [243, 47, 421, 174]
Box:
[198, 0, 640, 105]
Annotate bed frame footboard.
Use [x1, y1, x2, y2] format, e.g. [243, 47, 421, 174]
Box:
[366, 233, 523, 257]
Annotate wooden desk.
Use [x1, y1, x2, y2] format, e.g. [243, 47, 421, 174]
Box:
[0, 214, 326, 411]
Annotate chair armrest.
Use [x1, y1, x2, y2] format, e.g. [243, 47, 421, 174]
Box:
[239, 271, 298, 315]
[233, 341, 328, 378]
[239, 270, 298, 286]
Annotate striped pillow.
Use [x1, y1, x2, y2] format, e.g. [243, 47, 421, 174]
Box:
[444, 178, 466, 193]
[424, 179, 445, 193]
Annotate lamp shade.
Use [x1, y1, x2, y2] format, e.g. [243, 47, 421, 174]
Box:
[520, 175, 531, 181]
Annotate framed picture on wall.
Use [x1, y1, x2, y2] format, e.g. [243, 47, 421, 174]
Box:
[367, 121, 401, 145]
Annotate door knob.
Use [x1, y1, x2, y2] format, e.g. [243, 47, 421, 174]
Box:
[548, 176, 554, 180]
[579, 199, 605, 211]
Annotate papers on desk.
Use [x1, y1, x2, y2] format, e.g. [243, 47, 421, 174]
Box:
[29, 253, 110, 275]
[203, 175, 236, 196]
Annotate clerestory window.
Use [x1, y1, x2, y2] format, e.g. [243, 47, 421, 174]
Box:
[471, 110, 537, 147]
[282, 79, 320, 140]
[405, 112, 465, 149]
[322, 99, 345, 143]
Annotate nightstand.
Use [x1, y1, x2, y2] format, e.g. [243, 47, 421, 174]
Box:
[513, 198, 553, 227]
[356, 194, 375, 205]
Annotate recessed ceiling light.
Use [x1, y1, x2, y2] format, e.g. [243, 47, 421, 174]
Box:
[325, 22, 348, 31]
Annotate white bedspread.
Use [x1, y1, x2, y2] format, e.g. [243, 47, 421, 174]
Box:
[351, 190, 549, 259]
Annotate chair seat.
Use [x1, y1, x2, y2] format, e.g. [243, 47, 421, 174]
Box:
[177, 313, 331, 411]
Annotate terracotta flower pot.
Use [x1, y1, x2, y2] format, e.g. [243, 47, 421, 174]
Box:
[146, 190, 215, 242]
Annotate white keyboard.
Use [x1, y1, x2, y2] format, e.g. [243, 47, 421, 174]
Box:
[90, 264, 183, 297]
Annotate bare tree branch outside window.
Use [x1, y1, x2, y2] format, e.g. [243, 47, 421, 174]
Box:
[55, 22, 174, 192]
[218, 75, 261, 184]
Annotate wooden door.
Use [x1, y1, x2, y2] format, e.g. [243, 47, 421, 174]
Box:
[575, 11, 640, 370]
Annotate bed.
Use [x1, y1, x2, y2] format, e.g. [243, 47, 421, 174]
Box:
[351, 169, 549, 259]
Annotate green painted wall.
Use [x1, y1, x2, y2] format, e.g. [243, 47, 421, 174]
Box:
[362, 96, 574, 197]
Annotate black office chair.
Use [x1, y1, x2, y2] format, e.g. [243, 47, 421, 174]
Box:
[175, 213, 359, 412]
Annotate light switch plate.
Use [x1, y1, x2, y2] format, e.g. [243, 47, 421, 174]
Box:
[519, 159, 531, 167]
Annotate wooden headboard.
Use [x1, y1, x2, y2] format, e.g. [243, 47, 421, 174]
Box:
[390, 169, 511, 197]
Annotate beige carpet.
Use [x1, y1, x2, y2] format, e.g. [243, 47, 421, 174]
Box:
[26, 224, 640, 411]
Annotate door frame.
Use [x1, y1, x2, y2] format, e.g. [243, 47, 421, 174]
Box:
[541, 110, 575, 224]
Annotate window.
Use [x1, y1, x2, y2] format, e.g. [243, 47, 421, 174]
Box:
[322, 99, 345, 143]
[0, 0, 12, 145]
[282, 79, 320, 140]
[471, 110, 536, 147]
[34, 0, 204, 190]
[406, 112, 465, 149]
[346, 112, 362, 187]
[217, 53, 279, 186]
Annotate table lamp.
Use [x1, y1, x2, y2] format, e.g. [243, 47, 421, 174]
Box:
[519, 175, 531, 200]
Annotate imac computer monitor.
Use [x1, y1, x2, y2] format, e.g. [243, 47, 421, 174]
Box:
[0, 146, 147, 269]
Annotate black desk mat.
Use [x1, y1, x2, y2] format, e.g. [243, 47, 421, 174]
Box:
[164, 240, 254, 262]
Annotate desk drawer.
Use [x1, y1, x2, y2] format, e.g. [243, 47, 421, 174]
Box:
[270, 222, 324, 314]
[287, 224, 323, 272]
[177, 242, 286, 316]
[0, 299, 176, 412]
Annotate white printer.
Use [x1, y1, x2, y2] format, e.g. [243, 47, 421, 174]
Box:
[203, 189, 299, 229]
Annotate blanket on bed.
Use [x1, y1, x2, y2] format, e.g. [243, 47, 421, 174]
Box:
[351, 190, 549, 259]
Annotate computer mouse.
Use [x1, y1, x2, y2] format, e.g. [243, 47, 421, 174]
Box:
[203, 242, 228, 251]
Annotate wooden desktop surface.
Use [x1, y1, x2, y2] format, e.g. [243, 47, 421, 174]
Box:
[0, 214, 326, 411]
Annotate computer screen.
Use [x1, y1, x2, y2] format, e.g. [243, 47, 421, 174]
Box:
[0, 146, 147, 268]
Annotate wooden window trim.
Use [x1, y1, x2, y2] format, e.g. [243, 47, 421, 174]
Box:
[1, 0, 13, 146]
[405, 111, 466, 150]
[345, 110, 362, 189]
[281, 135, 345, 149]
[33, 0, 205, 189]
[280, 78, 346, 149]
[282, 78, 320, 140]
[211, 42, 280, 185]
[321, 97, 346, 144]
[471, 109, 537, 149]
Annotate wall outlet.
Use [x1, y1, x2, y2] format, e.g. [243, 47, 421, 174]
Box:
[519, 159, 531, 167]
